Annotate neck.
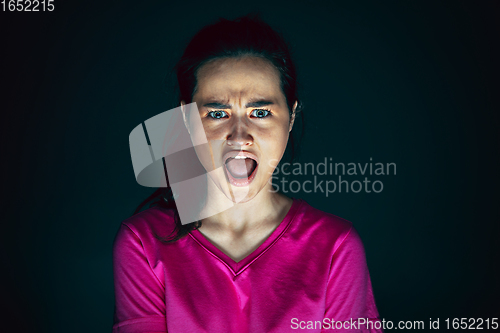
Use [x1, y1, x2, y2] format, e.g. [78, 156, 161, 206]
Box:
[199, 178, 293, 234]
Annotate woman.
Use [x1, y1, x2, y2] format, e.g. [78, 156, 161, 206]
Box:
[113, 15, 382, 333]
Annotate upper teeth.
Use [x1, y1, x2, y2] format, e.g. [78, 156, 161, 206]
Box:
[234, 156, 247, 159]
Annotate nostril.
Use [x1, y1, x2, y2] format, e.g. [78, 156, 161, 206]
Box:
[227, 135, 254, 146]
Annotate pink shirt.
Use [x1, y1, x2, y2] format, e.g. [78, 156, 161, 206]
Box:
[112, 198, 382, 332]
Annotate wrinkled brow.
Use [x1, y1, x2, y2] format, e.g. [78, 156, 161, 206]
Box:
[203, 100, 274, 109]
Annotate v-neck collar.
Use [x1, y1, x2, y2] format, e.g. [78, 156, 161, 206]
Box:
[189, 198, 303, 276]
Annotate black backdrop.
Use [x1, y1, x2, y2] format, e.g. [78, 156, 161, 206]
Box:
[1, 1, 499, 332]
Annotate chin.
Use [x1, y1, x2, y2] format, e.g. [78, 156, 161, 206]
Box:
[226, 185, 258, 204]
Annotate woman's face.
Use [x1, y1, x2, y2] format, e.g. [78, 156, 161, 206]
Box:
[184, 56, 295, 203]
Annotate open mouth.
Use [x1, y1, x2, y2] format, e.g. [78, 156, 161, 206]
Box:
[224, 155, 259, 187]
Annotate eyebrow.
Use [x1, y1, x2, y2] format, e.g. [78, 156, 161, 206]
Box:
[203, 100, 274, 109]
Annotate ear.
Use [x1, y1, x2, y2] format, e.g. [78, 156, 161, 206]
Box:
[289, 100, 297, 133]
[180, 100, 190, 135]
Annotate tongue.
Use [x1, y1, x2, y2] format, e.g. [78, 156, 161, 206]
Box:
[225, 158, 257, 179]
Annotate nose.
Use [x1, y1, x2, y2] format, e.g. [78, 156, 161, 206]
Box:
[226, 116, 253, 147]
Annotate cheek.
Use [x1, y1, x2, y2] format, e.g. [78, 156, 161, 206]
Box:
[259, 126, 290, 156]
[191, 144, 213, 174]
[196, 116, 227, 140]
[204, 126, 226, 141]
[186, 112, 209, 145]
[187, 115, 225, 152]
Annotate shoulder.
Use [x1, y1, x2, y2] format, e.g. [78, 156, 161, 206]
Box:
[292, 199, 360, 253]
[114, 206, 177, 249]
[295, 199, 353, 234]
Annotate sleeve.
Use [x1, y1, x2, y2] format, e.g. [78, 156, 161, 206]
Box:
[112, 223, 167, 333]
[322, 226, 383, 333]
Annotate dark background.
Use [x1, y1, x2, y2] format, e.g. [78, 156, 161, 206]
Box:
[1, 0, 499, 332]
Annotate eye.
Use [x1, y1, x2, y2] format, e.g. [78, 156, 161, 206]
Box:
[251, 109, 271, 118]
[208, 110, 228, 119]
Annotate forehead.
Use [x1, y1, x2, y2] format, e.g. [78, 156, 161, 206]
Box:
[194, 56, 284, 103]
